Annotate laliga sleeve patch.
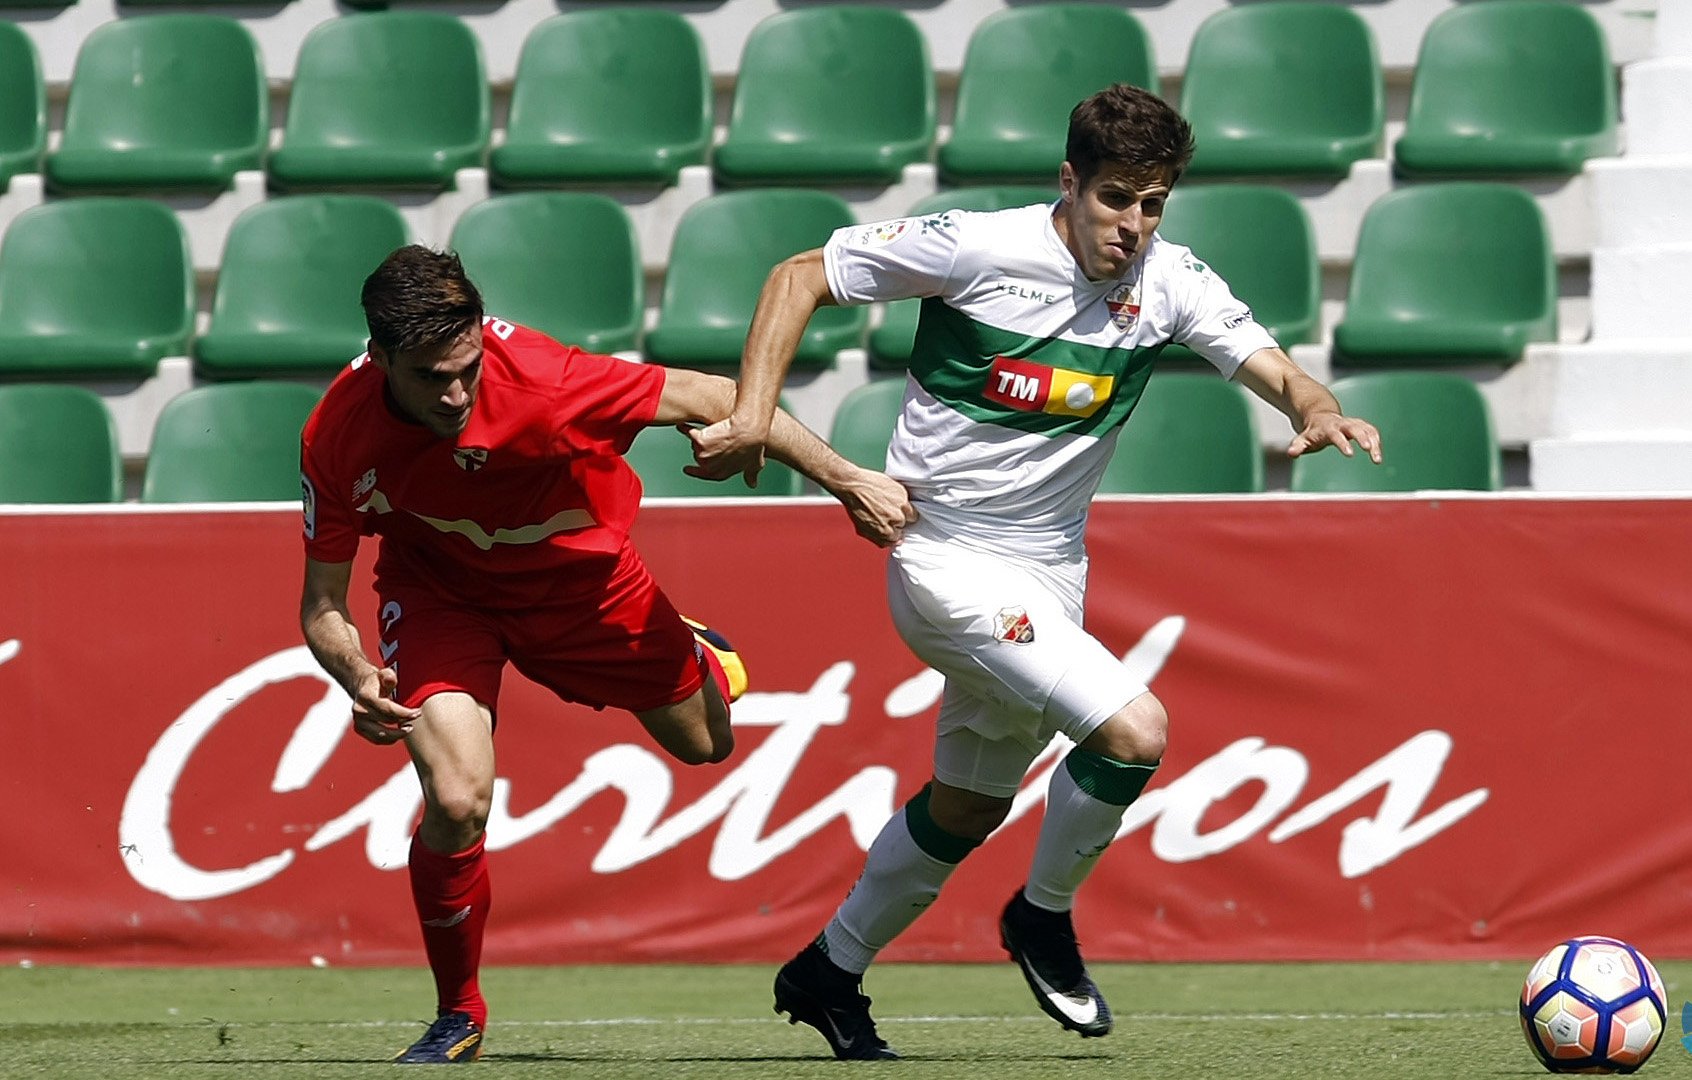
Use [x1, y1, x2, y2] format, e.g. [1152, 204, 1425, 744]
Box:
[851, 219, 913, 247]
[301, 474, 317, 539]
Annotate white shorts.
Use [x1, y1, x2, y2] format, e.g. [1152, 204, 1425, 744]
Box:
[887, 532, 1148, 798]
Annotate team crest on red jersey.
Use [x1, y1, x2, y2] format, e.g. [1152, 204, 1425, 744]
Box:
[1105, 282, 1140, 331]
[454, 447, 489, 472]
[995, 606, 1035, 644]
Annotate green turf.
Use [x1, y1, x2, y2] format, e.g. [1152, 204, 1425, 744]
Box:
[0, 962, 1688, 1078]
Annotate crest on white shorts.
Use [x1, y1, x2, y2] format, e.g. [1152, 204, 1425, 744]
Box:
[995, 606, 1035, 644]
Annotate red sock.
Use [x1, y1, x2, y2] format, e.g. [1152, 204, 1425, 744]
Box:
[408, 831, 491, 1027]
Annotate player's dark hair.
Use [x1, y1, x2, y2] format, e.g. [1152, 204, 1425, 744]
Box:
[1065, 84, 1195, 190]
[361, 245, 484, 357]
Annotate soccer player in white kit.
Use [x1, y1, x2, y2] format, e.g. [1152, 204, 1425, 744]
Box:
[691, 84, 1383, 1059]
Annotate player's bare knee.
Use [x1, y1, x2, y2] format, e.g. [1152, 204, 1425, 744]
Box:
[639, 691, 734, 766]
[1084, 692, 1168, 765]
[425, 779, 492, 833]
[703, 729, 734, 764]
[928, 786, 1013, 842]
[673, 726, 734, 766]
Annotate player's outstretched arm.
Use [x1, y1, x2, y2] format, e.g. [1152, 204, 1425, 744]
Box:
[658, 368, 916, 547]
[301, 556, 421, 744]
[1235, 347, 1384, 463]
[689, 248, 837, 487]
[763, 408, 917, 548]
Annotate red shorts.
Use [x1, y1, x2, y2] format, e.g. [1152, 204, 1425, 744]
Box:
[374, 546, 704, 714]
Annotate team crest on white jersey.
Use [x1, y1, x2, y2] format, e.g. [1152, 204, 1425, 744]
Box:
[454, 447, 489, 472]
[353, 468, 378, 499]
[995, 606, 1035, 645]
[1105, 282, 1140, 331]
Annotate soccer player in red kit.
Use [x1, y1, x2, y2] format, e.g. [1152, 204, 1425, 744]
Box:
[299, 246, 914, 1063]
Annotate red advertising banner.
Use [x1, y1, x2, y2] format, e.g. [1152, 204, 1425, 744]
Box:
[2, 497, 1690, 966]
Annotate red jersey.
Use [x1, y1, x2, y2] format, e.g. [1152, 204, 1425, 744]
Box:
[301, 318, 666, 608]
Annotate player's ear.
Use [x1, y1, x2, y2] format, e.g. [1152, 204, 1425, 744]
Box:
[367, 341, 389, 371]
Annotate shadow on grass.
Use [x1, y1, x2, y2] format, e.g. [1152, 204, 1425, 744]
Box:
[490, 1050, 1114, 1064]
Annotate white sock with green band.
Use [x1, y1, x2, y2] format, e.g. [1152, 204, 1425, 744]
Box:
[1023, 749, 1158, 912]
[822, 784, 983, 974]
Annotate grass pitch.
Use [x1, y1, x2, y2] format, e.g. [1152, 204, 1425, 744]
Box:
[2, 961, 1689, 1079]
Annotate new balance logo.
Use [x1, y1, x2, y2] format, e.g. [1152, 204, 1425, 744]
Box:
[422, 905, 472, 929]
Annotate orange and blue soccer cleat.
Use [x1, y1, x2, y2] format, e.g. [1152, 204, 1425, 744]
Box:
[394, 1010, 483, 1064]
[683, 616, 747, 703]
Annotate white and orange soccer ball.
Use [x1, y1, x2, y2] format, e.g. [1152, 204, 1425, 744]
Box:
[1520, 936, 1667, 1074]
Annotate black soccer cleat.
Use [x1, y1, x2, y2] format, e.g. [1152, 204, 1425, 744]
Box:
[1000, 891, 1113, 1038]
[774, 941, 899, 1060]
[394, 1010, 483, 1064]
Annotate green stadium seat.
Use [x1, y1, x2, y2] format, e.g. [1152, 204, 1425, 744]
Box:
[1396, 1, 1618, 176]
[0, 23, 44, 189]
[869, 187, 1058, 371]
[913, 188, 1060, 213]
[1332, 184, 1555, 364]
[1181, 2, 1383, 178]
[492, 10, 710, 187]
[46, 16, 266, 193]
[644, 190, 865, 369]
[195, 196, 408, 379]
[141, 382, 323, 502]
[828, 377, 907, 470]
[1099, 373, 1262, 494]
[1152, 185, 1320, 368]
[1289, 372, 1500, 492]
[623, 423, 803, 498]
[269, 12, 489, 190]
[451, 193, 642, 354]
[118, 0, 292, 6]
[714, 7, 934, 186]
[940, 6, 1155, 185]
[0, 199, 193, 379]
[0, 385, 122, 503]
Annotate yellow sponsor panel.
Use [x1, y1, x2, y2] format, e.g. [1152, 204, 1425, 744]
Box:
[1045, 368, 1114, 417]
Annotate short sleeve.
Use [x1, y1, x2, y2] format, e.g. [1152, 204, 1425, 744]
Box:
[1169, 250, 1280, 380]
[822, 213, 964, 305]
[553, 351, 667, 456]
[300, 438, 360, 564]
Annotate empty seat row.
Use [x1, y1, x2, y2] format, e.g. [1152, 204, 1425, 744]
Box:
[0, 381, 315, 503]
[0, 1, 1619, 196]
[0, 371, 1501, 504]
[0, 193, 637, 380]
[0, 180, 1556, 381]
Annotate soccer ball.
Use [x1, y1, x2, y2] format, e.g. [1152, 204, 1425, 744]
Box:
[1519, 936, 1667, 1074]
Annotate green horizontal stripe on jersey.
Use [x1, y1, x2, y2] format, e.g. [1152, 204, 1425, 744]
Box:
[910, 299, 1162, 438]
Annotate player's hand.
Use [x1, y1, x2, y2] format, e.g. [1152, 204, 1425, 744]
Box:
[1288, 412, 1383, 464]
[838, 470, 917, 548]
[685, 416, 768, 487]
[349, 665, 420, 746]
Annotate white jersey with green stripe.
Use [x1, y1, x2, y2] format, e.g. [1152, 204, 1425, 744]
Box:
[822, 202, 1278, 561]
